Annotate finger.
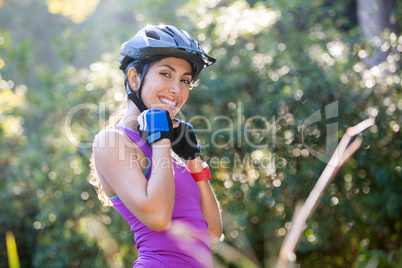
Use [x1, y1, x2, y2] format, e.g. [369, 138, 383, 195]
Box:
[172, 120, 180, 128]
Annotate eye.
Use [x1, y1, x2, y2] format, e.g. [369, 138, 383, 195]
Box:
[160, 72, 170, 78]
[181, 78, 191, 85]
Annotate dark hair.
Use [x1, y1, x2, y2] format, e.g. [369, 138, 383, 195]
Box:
[123, 58, 152, 75]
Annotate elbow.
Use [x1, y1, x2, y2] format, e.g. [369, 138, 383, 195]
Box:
[209, 226, 223, 244]
[147, 214, 172, 232]
[139, 199, 174, 232]
[210, 234, 221, 244]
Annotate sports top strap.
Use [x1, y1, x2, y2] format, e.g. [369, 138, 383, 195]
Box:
[111, 126, 152, 159]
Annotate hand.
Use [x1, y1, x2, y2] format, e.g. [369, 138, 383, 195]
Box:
[171, 119, 200, 160]
[137, 110, 173, 145]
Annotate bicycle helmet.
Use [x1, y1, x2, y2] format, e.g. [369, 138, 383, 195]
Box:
[119, 24, 216, 112]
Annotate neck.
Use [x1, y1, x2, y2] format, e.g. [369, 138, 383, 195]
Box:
[117, 101, 141, 131]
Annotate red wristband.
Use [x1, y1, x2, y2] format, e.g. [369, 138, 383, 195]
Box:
[191, 163, 211, 182]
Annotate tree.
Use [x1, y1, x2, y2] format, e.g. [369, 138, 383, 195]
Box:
[357, 0, 398, 67]
[1, 0, 401, 267]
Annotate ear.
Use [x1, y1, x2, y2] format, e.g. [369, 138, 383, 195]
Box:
[127, 67, 141, 92]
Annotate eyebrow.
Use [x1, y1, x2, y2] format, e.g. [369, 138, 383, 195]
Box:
[159, 64, 192, 77]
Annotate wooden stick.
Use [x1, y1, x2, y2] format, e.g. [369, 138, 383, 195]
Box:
[277, 118, 375, 267]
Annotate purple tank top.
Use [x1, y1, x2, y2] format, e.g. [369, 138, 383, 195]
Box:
[110, 126, 212, 268]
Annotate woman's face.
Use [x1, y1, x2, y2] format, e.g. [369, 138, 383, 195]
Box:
[137, 57, 192, 119]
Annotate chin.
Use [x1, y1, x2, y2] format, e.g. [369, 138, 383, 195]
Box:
[166, 107, 179, 117]
[150, 104, 179, 118]
[169, 110, 178, 118]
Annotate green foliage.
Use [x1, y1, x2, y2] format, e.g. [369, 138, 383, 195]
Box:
[1, 0, 401, 267]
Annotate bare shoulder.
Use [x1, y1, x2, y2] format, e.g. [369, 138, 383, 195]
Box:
[93, 128, 146, 176]
[93, 128, 134, 151]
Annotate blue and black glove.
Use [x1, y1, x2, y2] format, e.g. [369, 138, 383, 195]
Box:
[137, 110, 173, 145]
[171, 120, 200, 160]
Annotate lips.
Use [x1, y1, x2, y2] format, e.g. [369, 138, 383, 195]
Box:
[159, 97, 179, 107]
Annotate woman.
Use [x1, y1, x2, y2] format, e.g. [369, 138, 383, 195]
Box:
[90, 24, 222, 267]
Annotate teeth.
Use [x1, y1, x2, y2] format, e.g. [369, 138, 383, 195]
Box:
[160, 98, 177, 107]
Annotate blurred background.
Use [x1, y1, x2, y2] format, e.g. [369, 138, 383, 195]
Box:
[0, 0, 401, 267]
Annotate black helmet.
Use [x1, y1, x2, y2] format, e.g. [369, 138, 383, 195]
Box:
[119, 24, 216, 80]
[119, 24, 216, 112]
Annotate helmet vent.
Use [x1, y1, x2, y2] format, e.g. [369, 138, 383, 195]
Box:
[145, 29, 160, 40]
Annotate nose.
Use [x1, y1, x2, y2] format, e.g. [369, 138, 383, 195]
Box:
[169, 80, 181, 94]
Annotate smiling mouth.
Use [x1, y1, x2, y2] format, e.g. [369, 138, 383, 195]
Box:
[159, 97, 178, 107]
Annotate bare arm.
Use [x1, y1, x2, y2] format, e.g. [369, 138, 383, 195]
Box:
[93, 130, 175, 231]
[185, 157, 223, 243]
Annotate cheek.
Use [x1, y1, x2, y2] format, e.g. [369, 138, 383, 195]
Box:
[182, 90, 190, 103]
[142, 86, 157, 104]
[179, 93, 189, 108]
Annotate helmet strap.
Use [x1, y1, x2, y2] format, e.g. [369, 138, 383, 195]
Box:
[126, 83, 147, 112]
[125, 63, 150, 113]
